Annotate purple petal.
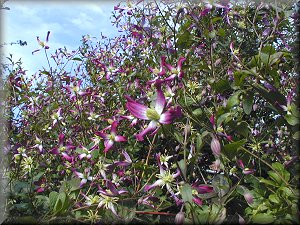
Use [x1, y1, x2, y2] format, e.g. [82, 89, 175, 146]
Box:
[110, 121, 118, 135]
[193, 185, 214, 194]
[61, 152, 72, 162]
[122, 150, 132, 163]
[159, 106, 182, 124]
[106, 180, 119, 195]
[177, 57, 186, 69]
[74, 171, 84, 179]
[80, 179, 87, 187]
[144, 179, 164, 191]
[126, 98, 149, 120]
[104, 140, 114, 153]
[78, 153, 86, 160]
[58, 133, 65, 145]
[32, 49, 41, 55]
[46, 31, 50, 42]
[95, 131, 109, 139]
[51, 147, 59, 155]
[193, 197, 203, 205]
[115, 135, 127, 142]
[155, 84, 166, 114]
[136, 121, 158, 141]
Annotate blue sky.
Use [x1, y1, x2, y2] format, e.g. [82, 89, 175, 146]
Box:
[2, 1, 120, 75]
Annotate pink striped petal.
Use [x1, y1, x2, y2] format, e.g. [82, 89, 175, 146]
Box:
[159, 106, 182, 124]
[155, 83, 166, 115]
[126, 98, 149, 120]
[104, 140, 114, 153]
[74, 171, 84, 179]
[193, 197, 203, 205]
[110, 121, 118, 135]
[95, 131, 109, 139]
[62, 152, 72, 162]
[144, 179, 164, 191]
[136, 121, 158, 141]
[177, 57, 186, 69]
[115, 135, 127, 142]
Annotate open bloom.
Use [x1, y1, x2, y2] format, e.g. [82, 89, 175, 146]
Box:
[95, 121, 127, 153]
[126, 82, 182, 141]
[238, 159, 255, 175]
[74, 168, 94, 187]
[144, 154, 182, 205]
[164, 57, 186, 82]
[32, 31, 50, 54]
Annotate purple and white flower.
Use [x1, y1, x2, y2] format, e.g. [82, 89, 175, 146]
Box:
[126, 82, 182, 141]
[95, 121, 127, 153]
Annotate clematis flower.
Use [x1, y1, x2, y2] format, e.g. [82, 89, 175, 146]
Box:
[32, 31, 50, 54]
[51, 108, 64, 126]
[126, 82, 182, 141]
[238, 159, 255, 175]
[51, 133, 75, 162]
[95, 121, 127, 153]
[114, 150, 132, 167]
[164, 57, 186, 82]
[144, 154, 182, 205]
[74, 168, 94, 187]
[147, 56, 167, 84]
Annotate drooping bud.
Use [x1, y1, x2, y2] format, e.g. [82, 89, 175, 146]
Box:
[174, 212, 185, 225]
[211, 135, 221, 157]
[244, 192, 253, 205]
[238, 214, 246, 224]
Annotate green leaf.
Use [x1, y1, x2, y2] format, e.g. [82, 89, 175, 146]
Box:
[268, 171, 282, 185]
[252, 213, 275, 224]
[261, 45, 276, 54]
[192, 108, 202, 116]
[269, 194, 280, 204]
[174, 131, 183, 144]
[292, 131, 300, 140]
[216, 113, 231, 127]
[212, 174, 230, 197]
[32, 172, 44, 182]
[284, 114, 299, 126]
[223, 140, 246, 160]
[260, 52, 270, 65]
[213, 79, 231, 93]
[49, 191, 59, 210]
[181, 183, 193, 203]
[235, 121, 250, 137]
[69, 178, 81, 191]
[178, 159, 187, 180]
[243, 93, 253, 115]
[226, 91, 241, 109]
[196, 135, 203, 152]
[269, 52, 283, 65]
[72, 57, 82, 61]
[259, 178, 277, 187]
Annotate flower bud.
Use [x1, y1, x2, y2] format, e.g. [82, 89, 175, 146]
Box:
[244, 192, 253, 205]
[174, 212, 185, 225]
[211, 136, 221, 157]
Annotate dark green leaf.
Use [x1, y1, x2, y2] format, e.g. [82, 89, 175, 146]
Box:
[252, 213, 275, 224]
[181, 183, 193, 203]
[284, 114, 299, 126]
[243, 93, 253, 115]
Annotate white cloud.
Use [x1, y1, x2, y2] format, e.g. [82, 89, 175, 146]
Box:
[70, 12, 94, 31]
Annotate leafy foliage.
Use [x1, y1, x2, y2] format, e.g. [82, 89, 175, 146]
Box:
[1, 0, 299, 224]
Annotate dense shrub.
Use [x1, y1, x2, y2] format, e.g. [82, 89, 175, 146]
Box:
[2, 1, 299, 224]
